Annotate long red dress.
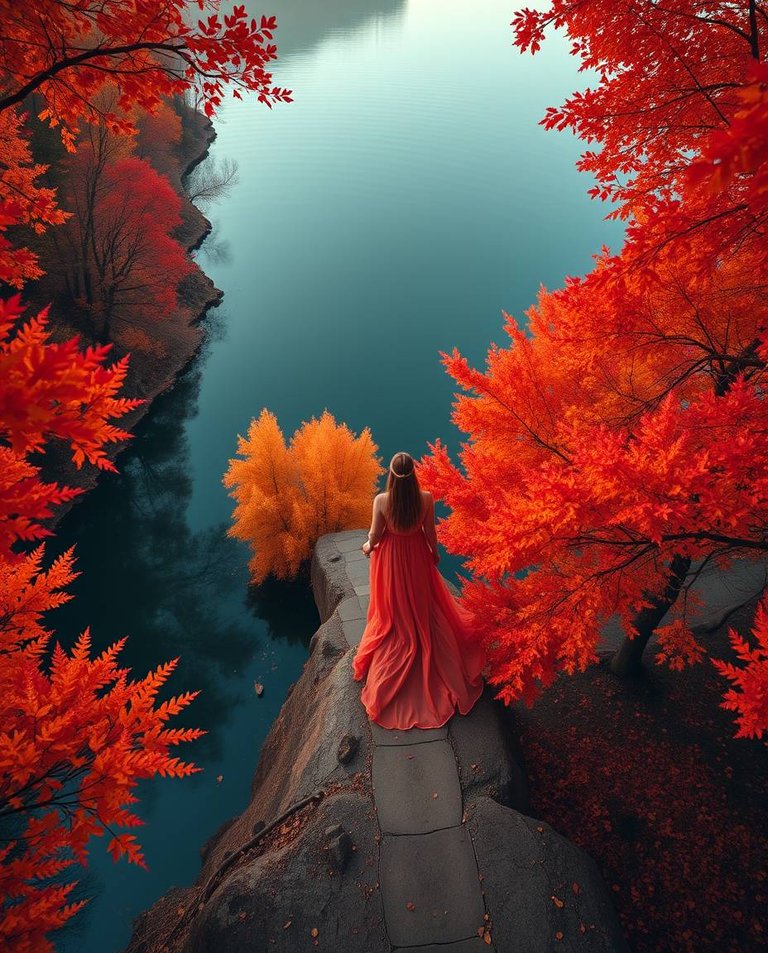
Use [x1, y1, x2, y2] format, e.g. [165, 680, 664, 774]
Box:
[351, 517, 486, 730]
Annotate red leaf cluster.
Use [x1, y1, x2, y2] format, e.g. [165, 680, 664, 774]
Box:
[0, 299, 202, 952]
[422, 1, 768, 731]
[0, 295, 143, 554]
[714, 594, 768, 739]
[0, 0, 291, 286]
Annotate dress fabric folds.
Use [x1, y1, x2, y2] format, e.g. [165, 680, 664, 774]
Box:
[351, 521, 486, 730]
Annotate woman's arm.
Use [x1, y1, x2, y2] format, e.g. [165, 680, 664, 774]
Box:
[422, 492, 440, 564]
[362, 495, 386, 557]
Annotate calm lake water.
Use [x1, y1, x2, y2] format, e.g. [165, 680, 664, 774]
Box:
[50, 1, 624, 949]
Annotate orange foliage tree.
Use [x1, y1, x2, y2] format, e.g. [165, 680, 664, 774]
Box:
[224, 409, 383, 583]
[420, 1, 768, 734]
[0, 0, 291, 288]
[0, 294, 205, 953]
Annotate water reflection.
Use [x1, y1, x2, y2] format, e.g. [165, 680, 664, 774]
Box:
[49, 354, 263, 761]
[192, 221, 233, 267]
[49, 327, 319, 952]
[258, 0, 406, 59]
[247, 574, 320, 645]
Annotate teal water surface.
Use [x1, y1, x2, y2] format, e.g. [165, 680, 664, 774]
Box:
[50, 1, 625, 950]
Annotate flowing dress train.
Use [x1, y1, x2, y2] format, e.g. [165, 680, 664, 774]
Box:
[351, 520, 486, 730]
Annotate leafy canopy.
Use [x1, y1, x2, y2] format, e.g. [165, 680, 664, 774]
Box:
[224, 409, 383, 583]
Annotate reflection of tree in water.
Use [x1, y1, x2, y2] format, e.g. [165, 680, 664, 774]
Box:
[246, 574, 319, 646]
[257, 0, 406, 60]
[48, 350, 261, 765]
[47, 340, 321, 950]
[193, 220, 233, 268]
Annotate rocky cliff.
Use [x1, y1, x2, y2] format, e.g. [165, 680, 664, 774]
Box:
[125, 531, 630, 953]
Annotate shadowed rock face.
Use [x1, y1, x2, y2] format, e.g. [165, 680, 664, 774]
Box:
[185, 790, 387, 953]
[467, 797, 631, 953]
[125, 533, 629, 953]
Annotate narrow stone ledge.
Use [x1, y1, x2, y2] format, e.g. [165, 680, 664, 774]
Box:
[380, 825, 486, 947]
[346, 561, 371, 588]
[336, 533, 369, 553]
[125, 531, 630, 953]
[338, 595, 367, 622]
[372, 740, 463, 834]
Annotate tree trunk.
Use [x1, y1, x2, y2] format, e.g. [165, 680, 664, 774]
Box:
[611, 341, 763, 676]
[610, 553, 691, 676]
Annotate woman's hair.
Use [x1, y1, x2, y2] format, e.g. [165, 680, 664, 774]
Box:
[386, 451, 422, 530]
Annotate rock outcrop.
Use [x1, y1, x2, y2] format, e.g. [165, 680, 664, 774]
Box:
[125, 531, 630, 953]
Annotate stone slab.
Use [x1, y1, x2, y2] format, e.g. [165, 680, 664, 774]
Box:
[373, 740, 462, 834]
[343, 548, 369, 563]
[342, 618, 366, 648]
[380, 826, 485, 947]
[335, 533, 368, 553]
[337, 596, 367, 622]
[371, 722, 449, 745]
[346, 558, 371, 584]
[354, 584, 371, 597]
[394, 938, 488, 953]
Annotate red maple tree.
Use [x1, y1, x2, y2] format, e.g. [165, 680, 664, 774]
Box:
[421, 1, 768, 734]
[0, 295, 204, 952]
[0, 0, 292, 287]
[53, 147, 194, 340]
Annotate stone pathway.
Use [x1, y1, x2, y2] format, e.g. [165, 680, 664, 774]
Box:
[330, 531, 492, 953]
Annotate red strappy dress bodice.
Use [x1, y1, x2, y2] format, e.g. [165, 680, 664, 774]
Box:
[351, 512, 486, 729]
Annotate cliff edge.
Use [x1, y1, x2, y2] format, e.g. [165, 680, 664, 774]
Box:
[125, 531, 630, 953]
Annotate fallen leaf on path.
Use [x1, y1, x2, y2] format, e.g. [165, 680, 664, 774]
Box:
[405, 902, 416, 911]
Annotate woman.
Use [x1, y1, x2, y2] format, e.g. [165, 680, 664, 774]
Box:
[351, 451, 486, 729]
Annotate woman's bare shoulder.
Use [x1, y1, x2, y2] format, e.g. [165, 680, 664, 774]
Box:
[420, 490, 434, 501]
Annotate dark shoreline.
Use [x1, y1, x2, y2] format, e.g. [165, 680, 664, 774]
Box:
[37, 102, 225, 531]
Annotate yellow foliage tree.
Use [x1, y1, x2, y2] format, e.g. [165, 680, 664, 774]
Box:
[223, 409, 383, 582]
